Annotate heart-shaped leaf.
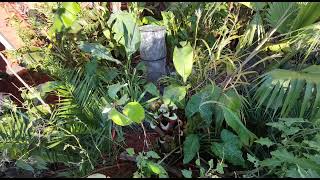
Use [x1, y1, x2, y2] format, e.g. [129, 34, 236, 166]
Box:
[123, 102, 145, 123]
[108, 108, 133, 126]
[173, 42, 193, 83]
[183, 134, 200, 164]
[79, 42, 121, 64]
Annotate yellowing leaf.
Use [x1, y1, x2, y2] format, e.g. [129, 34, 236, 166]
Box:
[108, 108, 133, 126]
[123, 102, 145, 123]
[173, 42, 193, 83]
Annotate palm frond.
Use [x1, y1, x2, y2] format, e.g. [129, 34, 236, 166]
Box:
[254, 65, 320, 120]
[290, 2, 320, 32]
[266, 2, 298, 34]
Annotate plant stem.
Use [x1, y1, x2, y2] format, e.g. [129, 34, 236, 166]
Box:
[140, 122, 149, 150]
[0, 52, 52, 114]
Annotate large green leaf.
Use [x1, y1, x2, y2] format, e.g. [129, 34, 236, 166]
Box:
[108, 83, 128, 100]
[254, 65, 320, 119]
[291, 2, 320, 31]
[222, 107, 257, 146]
[79, 42, 121, 64]
[108, 108, 133, 126]
[123, 102, 145, 123]
[185, 85, 221, 124]
[163, 85, 187, 106]
[211, 129, 245, 167]
[48, 2, 81, 37]
[185, 84, 256, 146]
[266, 2, 297, 34]
[183, 134, 200, 164]
[173, 42, 194, 83]
[144, 83, 160, 97]
[107, 12, 141, 58]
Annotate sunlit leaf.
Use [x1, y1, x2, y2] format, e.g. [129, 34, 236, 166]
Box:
[123, 102, 145, 123]
[108, 108, 133, 126]
[173, 42, 194, 83]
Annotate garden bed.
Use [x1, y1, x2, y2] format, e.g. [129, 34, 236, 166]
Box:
[1, 2, 320, 178]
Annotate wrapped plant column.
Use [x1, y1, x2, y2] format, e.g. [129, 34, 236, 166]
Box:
[139, 25, 167, 84]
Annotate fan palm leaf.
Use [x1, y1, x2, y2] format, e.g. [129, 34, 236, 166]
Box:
[254, 65, 320, 120]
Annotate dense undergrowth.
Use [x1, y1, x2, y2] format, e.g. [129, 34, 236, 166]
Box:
[1, 2, 320, 178]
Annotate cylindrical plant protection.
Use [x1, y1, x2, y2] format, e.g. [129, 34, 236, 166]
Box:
[139, 25, 167, 84]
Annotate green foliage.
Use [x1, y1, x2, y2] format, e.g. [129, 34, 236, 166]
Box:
[183, 134, 200, 164]
[173, 41, 194, 83]
[123, 102, 145, 123]
[107, 11, 141, 58]
[181, 169, 192, 178]
[4, 1, 320, 178]
[163, 85, 187, 107]
[186, 84, 256, 146]
[211, 129, 245, 167]
[290, 2, 320, 32]
[78, 42, 121, 64]
[252, 118, 320, 177]
[255, 137, 275, 148]
[49, 2, 81, 38]
[266, 2, 297, 34]
[254, 65, 320, 119]
[132, 150, 168, 178]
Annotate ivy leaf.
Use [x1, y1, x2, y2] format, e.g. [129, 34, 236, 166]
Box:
[183, 134, 200, 164]
[173, 42, 193, 83]
[255, 137, 275, 148]
[123, 102, 145, 123]
[108, 108, 133, 126]
[79, 42, 121, 64]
